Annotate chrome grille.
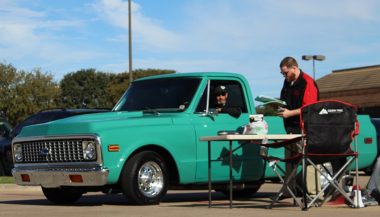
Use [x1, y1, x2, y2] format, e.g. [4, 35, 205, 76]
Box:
[19, 139, 93, 163]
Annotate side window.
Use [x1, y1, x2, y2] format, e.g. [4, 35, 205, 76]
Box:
[195, 80, 248, 113]
[0, 120, 11, 137]
[0, 123, 7, 137]
[195, 87, 208, 113]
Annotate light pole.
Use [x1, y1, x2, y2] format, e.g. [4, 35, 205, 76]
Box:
[128, 0, 133, 85]
[302, 55, 325, 79]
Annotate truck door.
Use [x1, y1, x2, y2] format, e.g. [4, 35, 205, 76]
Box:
[192, 79, 264, 183]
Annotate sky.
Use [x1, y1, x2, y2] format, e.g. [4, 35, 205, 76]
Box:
[1, 0, 380, 98]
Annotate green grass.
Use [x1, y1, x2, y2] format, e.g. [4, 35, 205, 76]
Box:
[0, 176, 15, 184]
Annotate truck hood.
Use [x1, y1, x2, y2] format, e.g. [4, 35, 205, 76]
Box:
[17, 111, 175, 138]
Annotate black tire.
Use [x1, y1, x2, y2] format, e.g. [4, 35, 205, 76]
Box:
[41, 187, 83, 204]
[0, 160, 5, 176]
[364, 165, 374, 175]
[120, 151, 169, 205]
[4, 150, 13, 175]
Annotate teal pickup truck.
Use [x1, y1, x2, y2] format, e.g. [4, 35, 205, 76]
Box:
[11, 72, 377, 205]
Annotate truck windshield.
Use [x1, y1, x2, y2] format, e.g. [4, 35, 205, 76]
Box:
[115, 77, 201, 112]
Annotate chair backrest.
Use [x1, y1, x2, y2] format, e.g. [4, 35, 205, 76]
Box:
[300, 100, 358, 154]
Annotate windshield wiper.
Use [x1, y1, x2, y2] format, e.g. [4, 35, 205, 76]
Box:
[142, 108, 183, 115]
[142, 108, 160, 115]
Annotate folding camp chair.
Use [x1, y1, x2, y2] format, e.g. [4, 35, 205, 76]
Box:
[264, 100, 360, 210]
[299, 100, 360, 210]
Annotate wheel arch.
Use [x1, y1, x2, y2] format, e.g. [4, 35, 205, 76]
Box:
[119, 144, 180, 186]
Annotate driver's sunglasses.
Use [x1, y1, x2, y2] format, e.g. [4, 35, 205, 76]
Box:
[217, 93, 226, 96]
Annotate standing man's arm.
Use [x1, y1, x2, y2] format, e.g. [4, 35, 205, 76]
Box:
[278, 108, 300, 119]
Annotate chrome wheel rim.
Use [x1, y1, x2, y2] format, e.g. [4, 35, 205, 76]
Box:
[138, 161, 164, 198]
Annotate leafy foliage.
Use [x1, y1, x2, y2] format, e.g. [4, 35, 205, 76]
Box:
[0, 63, 59, 125]
[59, 69, 115, 109]
[1, 63, 175, 125]
[60, 68, 175, 109]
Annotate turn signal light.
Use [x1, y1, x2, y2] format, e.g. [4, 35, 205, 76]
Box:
[21, 174, 30, 182]
[69, 175, 83, 183]
[108, 144, 120, 152]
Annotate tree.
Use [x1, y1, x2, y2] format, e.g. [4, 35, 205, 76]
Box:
[0, 63, 19, 125]
[0, 63, 59, 125]
[0, 64, 176, 125]
[59, 69, 115, 109]
[59, 68, 175, 109]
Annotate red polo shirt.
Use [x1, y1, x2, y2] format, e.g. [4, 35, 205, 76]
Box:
[280, 70, 319, 133]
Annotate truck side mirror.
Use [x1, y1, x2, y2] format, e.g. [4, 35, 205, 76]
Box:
[199, 109, 217, 120]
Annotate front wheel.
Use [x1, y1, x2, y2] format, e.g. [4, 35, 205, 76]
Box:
[41, 187, 83, 204]
[121, 151, 169, 205]
[0, 160, 5, 176]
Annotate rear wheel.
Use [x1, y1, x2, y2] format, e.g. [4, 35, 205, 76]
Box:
[121, 151, 169, 205]
[41, 187, 83, 204]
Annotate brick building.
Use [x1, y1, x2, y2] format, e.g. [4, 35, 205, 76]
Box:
[316, 65, 380, 118]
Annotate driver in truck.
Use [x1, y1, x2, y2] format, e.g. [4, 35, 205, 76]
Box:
[214, 85, 241, 118]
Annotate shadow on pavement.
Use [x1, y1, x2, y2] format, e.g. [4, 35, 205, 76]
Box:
[0, 191, 285, 208]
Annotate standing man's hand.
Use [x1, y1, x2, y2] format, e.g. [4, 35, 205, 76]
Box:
[277, 108, 300, 119]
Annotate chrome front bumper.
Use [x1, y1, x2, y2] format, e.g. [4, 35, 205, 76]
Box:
[12, 166, 109, 188]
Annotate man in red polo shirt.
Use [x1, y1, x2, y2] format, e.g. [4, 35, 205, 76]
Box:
[278, 56, 319, 133]
[278, 56, 319, 199]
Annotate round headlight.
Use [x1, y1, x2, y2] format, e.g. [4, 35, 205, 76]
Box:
[13, 144, 23, 163]
[82, 141, 96, 161]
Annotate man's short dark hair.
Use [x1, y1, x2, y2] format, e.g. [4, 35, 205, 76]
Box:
[280, 56, 298, 68]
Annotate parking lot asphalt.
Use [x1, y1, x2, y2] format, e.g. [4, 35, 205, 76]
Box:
[0, 175, 379, 217]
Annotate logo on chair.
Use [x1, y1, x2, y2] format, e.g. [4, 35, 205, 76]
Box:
[319, 108, 344, 115]
[319, 108, 328, 115]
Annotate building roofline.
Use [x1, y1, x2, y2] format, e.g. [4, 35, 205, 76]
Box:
[333, 64, 380, 73]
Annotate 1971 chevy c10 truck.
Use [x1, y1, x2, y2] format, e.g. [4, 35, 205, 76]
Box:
[11, 72, 377, 205]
